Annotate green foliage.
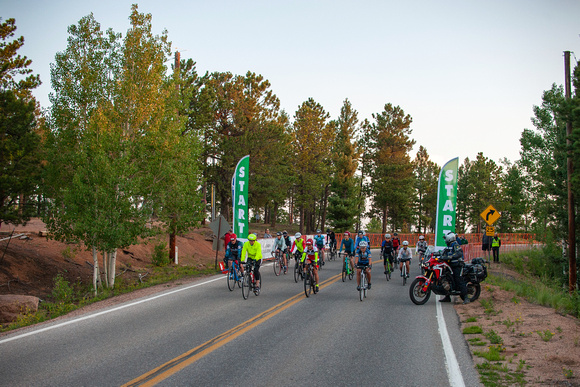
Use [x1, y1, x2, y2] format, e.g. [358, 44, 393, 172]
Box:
[151, 243, 170, 267]
[474, 345, 505, 361]
[366, 103, 416, 232]
[413, 146, 439, 233]
[0, 90, 41, 225]
[327, 99, 361, 232]
[51, 274, 76, 304]
[456, 152, 503, 233]
[463, 325, 483, 334]
[484, 329, 504, 345]
[0, 18, 41, 95]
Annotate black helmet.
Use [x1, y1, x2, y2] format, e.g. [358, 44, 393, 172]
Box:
[276, 232, 281, 236]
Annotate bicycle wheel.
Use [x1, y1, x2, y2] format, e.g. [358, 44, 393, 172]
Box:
[242, 272, 250, 299]
[342, 261, 347, 282]
[294, 263, 299, 283]
[304, 271, 311, 298]
[273, 255, 281, 276]
[227, 267, 236, 291]
[348, 260, 354, 280]
[402, 264, 407, 286]
[359, 271, 365, 301]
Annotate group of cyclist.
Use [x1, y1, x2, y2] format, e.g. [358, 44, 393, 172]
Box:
[223, 228, 433, 295]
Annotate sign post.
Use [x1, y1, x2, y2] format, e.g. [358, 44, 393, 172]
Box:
[210, 215, 230, 269]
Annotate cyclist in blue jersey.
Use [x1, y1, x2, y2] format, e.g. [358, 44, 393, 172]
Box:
[356, 241, 372, 290]
[355, 230, 370, 254]
[224, 234, 243, 269]
[313, 229, 325, 266]
[339, 231, 356, 274]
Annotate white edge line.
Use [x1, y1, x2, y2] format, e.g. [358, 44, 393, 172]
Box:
[436, 295, 466, 387]
[0, 275, 225, 345]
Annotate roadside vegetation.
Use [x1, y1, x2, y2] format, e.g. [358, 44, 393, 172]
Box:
[462, 245, 580, 386]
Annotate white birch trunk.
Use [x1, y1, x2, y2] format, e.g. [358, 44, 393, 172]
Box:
[108, 249, 117, 288]
[91, 246, 102, 296]
[102, 250, 109, 288]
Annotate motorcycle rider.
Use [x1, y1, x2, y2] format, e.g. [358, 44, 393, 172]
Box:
[440, 232, 469, 304]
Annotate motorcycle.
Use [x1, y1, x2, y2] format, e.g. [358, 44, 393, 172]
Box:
[409, 246, 487, 305]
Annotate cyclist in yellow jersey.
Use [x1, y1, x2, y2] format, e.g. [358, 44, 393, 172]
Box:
[240, 234, 263, 291]
[301, 239, 319, 291]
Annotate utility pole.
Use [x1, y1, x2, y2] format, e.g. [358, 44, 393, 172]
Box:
[564, 51, 577, 293]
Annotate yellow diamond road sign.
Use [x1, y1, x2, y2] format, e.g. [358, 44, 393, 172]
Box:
[480, 205, 501, 226]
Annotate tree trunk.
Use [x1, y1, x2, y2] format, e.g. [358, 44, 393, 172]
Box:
[102, 250, 109, 288]
[321, 184, 329, 232]
[299, 205, 304, 234]
[271, 202, 278, 227]
[382, 207, 388, 233]
[169, 231, 176, 265]
[92, 246, 101, 296]
[108, 249, 117, 288]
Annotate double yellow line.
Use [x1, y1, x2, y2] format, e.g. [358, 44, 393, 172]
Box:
[123, 273, 342, 387]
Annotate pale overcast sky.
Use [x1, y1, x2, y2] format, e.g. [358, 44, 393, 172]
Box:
[4, 0, 580, 167]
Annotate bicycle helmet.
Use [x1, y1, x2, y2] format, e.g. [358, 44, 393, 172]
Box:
[283, 230, 288, 236]
[306, 239, 313, 246]
[419, 235, 424, 240]
[385, 233, 391, 238]
[357, 230, 363, 235]
[317, 229, 321, 233]
[402, 240, 409, 246]
[444, 232, 456, 243]
[248, 234, 257, 241]
[231, 233, 237, 239]
[359, 241, 368, 248]
[344, 231, 350, 236]
[393, 232, 398, 236]
[276, 232, 281, 236]
[295, 232, 302, 238]
[326, 228, 330, 233]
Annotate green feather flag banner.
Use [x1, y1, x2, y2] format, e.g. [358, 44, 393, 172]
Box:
[434, 157, 459, 249]
[232, 155, 249, 238]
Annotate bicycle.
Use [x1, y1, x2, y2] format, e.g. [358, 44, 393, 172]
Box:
[227, 258, 243, 291]
[339, 252, 354, 282]
[357, 264, 370, 301]
[303, 261, 318, 297]
[273, 249, 283, 276]
[294, 252, 304, 283]
[400, 258, 410, 286]
[242, 261, 260, 299]
[327, 242, 337, 261]
[383, 252, 392, 281]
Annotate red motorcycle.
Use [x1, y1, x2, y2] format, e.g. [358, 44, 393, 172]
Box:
[409, 246, 487, 305]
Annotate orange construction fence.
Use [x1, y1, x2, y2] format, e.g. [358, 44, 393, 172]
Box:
[334, 233, 541, 261]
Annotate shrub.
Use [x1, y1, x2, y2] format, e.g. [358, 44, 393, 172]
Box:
[152, 243, 170, 267]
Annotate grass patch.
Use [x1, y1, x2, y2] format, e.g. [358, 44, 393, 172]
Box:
[474, 345, 505, 361]
[536, 329, 555, 342]
[484, 329, 504, 345]
[463, 325, 484, 334]
[468, 337, 487, 346]
[465, 316, 478, 323]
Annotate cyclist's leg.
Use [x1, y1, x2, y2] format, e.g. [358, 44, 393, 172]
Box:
[313, 264, 319, 285]
[399, 259, 404, 275]
[406, 260, 411, 277]
[254, 260, 261, 287]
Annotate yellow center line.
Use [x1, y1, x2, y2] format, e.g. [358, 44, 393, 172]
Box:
[122, 273, 342, 387]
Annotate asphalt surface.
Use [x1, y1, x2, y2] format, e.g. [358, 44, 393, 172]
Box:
[0, 249, 480, 386]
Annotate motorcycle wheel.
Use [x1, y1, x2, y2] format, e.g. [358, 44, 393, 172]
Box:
[409, 278, 431, 305]
[467, 282, 481, 302]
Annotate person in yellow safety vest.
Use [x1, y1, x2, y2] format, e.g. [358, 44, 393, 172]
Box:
[240, 234, 263, 291]
[491, 232, 501, 263]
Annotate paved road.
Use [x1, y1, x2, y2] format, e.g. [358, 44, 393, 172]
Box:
[0, 250, 480, 386]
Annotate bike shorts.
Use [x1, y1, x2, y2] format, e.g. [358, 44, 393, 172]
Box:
[357, 261, 369, 268]
[382, 252, 393, 264]
[305, 259, 318, 268]
[399, 257, 411, 262]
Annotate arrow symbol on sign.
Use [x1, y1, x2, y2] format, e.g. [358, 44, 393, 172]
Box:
[486, 210, 495, 221]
